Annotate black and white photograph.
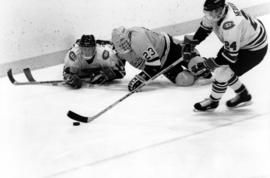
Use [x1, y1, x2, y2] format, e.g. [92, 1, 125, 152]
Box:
[0, 0, 270, 177]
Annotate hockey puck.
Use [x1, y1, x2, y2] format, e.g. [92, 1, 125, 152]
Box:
[73, 122, 80, 126]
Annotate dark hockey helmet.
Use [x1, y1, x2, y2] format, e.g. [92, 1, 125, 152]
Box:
[79, 34, 96, 47]
[79, 34, 96, 60]
[204, 0, 225, 11]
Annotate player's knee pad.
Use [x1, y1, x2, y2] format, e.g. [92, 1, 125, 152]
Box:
[188, 56, 205, 76]
[213, 65, 234, 83]
[175, 70, 195, 86]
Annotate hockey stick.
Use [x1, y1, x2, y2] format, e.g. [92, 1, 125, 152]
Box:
[67, 57, 184, 123]
[22, 68, 66, 84]
[7, 69, 66, 85]
[9, 68, 126, 88]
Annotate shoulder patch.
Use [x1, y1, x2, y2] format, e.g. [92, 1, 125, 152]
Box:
[102, 50, 110, 60]
[69, 51, 77, 61]
[223, 21, 235, 30]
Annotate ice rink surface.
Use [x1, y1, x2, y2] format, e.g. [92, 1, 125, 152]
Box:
[1, 15, 270, 178]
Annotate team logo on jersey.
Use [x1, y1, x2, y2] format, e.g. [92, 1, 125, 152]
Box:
[223, 21, 235, 30]
[69, 51, 77, 61]
[102, 50, 110, 60]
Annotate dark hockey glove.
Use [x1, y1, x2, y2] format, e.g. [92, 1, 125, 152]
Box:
[128, 71, 151, 92]
[66, 74, 83, 89]
[89, 66, 124, 84]
[182, 35, 200, 61]
[191, 57, 219, 74]
[89, 70, 109, 84]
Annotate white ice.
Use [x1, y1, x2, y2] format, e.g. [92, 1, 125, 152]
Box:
[0, 15, 270, 178]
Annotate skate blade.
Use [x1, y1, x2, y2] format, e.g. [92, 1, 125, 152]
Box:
[193, 108, 216, 112]
[227, 101, 253, 109]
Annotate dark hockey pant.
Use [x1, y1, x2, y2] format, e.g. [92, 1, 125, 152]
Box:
[162, 36, 187, 83]
[217, 45, 268, 76]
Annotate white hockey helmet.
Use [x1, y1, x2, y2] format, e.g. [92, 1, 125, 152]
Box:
[111, 26, 131, 54]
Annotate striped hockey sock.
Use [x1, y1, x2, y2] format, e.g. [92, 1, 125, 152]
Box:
[210, 80, 228, 100]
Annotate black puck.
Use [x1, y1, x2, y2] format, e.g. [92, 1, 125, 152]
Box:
[73, 122, 80, 126]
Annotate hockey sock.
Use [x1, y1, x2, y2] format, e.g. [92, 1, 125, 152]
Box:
[227, 74, 243, 92]
[210, 80, 228, 100]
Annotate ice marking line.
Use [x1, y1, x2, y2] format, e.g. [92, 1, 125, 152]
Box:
[45, 112, 270, 178]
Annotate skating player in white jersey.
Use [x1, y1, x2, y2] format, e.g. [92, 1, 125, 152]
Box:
[185, 0, 268, 111]
[63, 34, 126, 89]
[111, 26, 212, 92]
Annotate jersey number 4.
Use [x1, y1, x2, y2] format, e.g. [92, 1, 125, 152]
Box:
[224, 41, 237, 51]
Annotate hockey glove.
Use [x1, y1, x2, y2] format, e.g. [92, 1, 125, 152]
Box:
[191, 57, 219, 74]
[89, 66, 124, 84]
[89, 70, 108, 84]
[66, 74, 83, 89]
[128, 71, 151, 92]
[182, 35, 200, 61]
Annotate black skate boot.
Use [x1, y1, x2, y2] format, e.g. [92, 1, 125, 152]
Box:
[226, 90, 252, 108]
[194, 97, 219, 111]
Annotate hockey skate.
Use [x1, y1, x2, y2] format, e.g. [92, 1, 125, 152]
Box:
[226, 90, 252, 108]
[194, 97, 219, 111]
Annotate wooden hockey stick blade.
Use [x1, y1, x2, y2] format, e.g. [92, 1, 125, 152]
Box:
[23, 68, 36, 82]
[67, 110, 94, 123]
[7, 69, 16, 84]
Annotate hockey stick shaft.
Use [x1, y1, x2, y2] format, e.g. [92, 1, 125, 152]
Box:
[22, 68, 100, 86]
[7, 68, 66, 85]
[23, 68, 66, 84]
[9, 68, 124, 87]
[67, 57, 184, 123]
[15, 80, 65, 85]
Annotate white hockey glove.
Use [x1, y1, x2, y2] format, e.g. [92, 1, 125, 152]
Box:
[128, 71, 151, 92]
